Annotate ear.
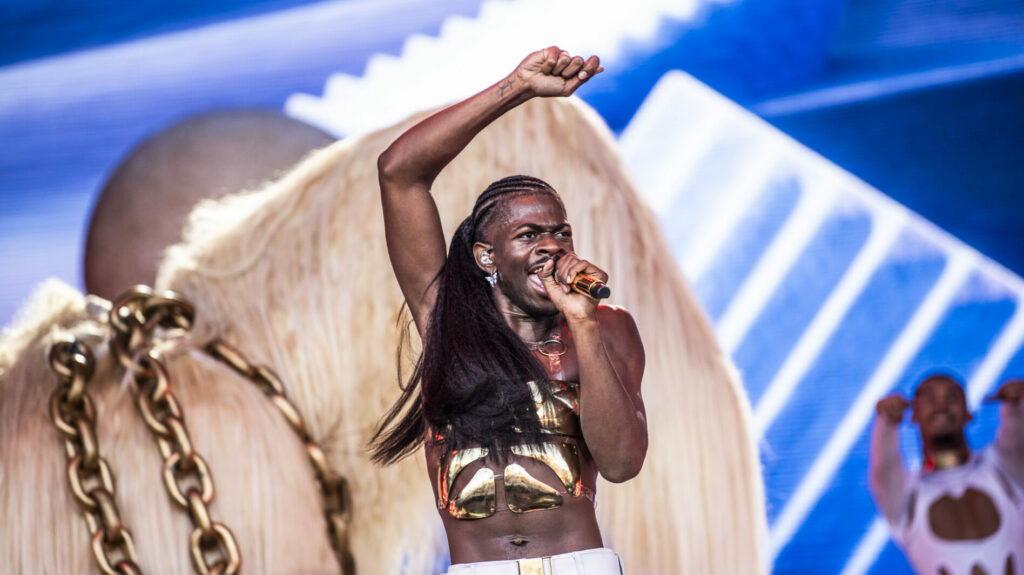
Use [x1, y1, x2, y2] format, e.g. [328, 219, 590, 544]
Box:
[473, 242, 495, 273]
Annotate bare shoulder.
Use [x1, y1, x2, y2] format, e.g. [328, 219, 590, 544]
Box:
[596, 304, 639, 335]
[596, 305, 644, 372]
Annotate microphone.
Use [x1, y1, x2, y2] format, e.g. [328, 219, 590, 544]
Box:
[548, 254, 611, 299]
[571, 273, 611, 299]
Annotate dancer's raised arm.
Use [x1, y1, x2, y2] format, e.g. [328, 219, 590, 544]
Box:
[377, 46, 602, 334]
[869, 393, 910, 526]
[993, 379, 1024, 487]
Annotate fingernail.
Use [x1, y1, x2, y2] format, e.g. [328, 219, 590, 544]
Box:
[579, 71, 588, 79]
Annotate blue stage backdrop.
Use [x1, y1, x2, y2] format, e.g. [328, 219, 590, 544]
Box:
[2, 1, 1023, 573]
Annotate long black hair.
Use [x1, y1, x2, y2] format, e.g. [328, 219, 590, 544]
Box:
[370, 175, 563, 464]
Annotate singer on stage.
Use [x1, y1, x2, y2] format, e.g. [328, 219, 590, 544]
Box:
[371, 47, 647, 574]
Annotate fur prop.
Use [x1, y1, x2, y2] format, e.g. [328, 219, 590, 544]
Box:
[0, 96, 766, 574]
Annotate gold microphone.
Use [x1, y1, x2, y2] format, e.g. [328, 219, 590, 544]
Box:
[571, 273, 611, 299]
[550, 254, 611, 299]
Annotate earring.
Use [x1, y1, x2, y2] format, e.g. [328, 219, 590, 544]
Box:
[481, 250, 496, 286]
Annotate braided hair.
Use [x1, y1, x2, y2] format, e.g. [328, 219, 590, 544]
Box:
[371, 175, 564, 464]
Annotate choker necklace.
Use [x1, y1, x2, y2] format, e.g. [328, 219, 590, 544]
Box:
[928, 450, 969, 471]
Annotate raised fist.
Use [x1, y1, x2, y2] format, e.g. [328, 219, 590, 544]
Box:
[876, 393, 910, 425]
[537, 252, 609, 321]
[512, 46, 603, 98]
[991, 379, 1024, 404]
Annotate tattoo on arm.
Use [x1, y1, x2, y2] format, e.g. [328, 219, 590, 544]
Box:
[497, 76, 515, 98]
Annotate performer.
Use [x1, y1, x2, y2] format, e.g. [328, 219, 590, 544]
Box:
[372, 46, 647, 574]
[870, 374, 1024, 574]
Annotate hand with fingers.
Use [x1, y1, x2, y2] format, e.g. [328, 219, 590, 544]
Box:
[876, 393, 910, 425]
[509, 46, 604, 99]
[989, 379, 1024, 404]
[538, 253, 609, 322]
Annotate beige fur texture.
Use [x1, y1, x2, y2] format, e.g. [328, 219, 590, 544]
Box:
[0, 96, 766, 574]
[0, 281, 339, 574]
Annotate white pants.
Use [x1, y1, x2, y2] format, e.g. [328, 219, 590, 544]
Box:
[444, 548, 624, 575]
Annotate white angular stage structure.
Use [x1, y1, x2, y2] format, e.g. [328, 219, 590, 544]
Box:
[619, 73, 1024, 574]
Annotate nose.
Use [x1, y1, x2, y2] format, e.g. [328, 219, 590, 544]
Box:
[536, 232, 565, 256]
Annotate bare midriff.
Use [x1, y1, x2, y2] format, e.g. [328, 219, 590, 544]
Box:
[426, 379, 604, 564]
[426, 442, 603, 563]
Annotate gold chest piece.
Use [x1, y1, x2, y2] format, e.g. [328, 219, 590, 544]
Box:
[437, 442, 588, 519]
[527, 380, 581, 437]
[504, 463, 564, 512]
[436, 380, 591, 519]
[439, 447, 495, 519]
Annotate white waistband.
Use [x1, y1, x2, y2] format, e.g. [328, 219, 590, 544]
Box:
[444, 548, 623, 575]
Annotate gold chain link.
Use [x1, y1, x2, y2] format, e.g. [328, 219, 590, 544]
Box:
[48, 337, 144, 575]
[47, 285, 354, 574]
[206, 339, 356, 574]
[108, 286, 240, 575]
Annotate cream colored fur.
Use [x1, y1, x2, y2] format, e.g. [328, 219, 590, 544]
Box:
[0, 281, 338, 574]
[1, 96, 766, 574]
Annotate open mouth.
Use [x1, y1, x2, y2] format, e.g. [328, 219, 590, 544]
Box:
[528, 272, 548, 295]
[527, 260, 552, 295]
[527, 258, 552, 275]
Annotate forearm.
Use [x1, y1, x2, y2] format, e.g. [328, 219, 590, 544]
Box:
[997, 400, 1024, 452]
[378, 73, 532, 189]
[996, 400, 1024, 489]
[377, 72, 533, 325]
[868, 417, 908, 525]
[571, 318, 647, 482]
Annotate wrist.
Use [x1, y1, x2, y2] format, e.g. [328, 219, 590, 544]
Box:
[564, 313, 599, 332]
[495, 73, 533, 104]
[880, 414, 901, 426]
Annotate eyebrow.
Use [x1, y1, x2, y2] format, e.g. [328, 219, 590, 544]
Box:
[511, 223, 571, 233]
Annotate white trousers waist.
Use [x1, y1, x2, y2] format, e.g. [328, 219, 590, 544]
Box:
[444, 548, 624, 575]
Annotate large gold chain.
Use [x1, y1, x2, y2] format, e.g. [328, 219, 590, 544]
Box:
[49, 336, 143, 575]
[108, 286, 240, 575]
[206, 339, 355, 574]
[47, 285, 355, 574]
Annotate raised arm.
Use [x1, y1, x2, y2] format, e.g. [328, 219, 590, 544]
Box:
[869, 394, 911, 526]
[377, 47, 603, 335]
[992, 379, 1024, 488]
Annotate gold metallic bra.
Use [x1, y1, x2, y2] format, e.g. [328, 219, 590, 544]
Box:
[436, 380, 594, 519]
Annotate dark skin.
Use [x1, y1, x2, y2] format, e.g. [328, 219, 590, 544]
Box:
[873, 376, 1024, 543]
[378, 47, 647, 563]
[877, 376, 973, 466]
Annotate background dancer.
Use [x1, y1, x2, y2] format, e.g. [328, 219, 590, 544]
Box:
[870, 375, 1024, 574]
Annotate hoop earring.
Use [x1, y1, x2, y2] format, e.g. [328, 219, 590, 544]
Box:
[486, 271, 499, 287]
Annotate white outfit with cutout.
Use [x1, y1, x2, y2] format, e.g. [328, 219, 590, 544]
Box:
[882, 447, 1024, 574]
